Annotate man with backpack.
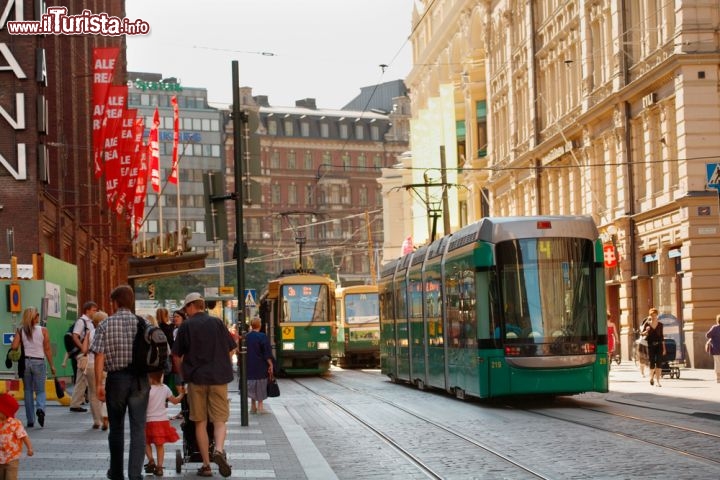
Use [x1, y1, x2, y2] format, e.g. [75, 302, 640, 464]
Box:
[92, 285, 151, 480]
[68, 301, 98, 413]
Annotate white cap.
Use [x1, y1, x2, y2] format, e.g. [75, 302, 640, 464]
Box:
[182, 292, 204, 309]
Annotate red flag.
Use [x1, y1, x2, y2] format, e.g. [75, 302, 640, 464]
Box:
[168, 95, 180, 184]
[92, 47, 120, 178]
[133, 143, 150, 238]
[149, 107, 160, 193]
[115, 113, 142, 217]
[101, 85, 128, 206]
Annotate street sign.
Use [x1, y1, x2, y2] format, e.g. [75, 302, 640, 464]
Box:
[3, 332, 15, 345]
[244, 289, 257, 307]
[219, 286, 234, 296]
[706, 163, 720, 189]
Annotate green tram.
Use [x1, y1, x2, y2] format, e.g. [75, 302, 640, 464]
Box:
[379, 216, 609, 399]
[332, 285, 380, 368]
[259, 271, 336, 375]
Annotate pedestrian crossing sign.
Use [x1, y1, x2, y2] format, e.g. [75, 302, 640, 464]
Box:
[244, 289, 257, 307]
[706, 163, 720, 189]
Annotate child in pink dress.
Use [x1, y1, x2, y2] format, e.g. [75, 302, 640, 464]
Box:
[0, 393, 33, 480]
[144, 372, 184, 476]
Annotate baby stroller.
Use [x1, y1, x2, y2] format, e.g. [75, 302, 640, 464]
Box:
[660, 338, 681, 379]
[174, 396, 216, 474]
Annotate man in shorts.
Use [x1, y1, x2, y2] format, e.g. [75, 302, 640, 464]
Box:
[172, 293, 237, 477]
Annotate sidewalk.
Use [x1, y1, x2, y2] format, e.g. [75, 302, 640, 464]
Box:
[603, 361, 720, 418]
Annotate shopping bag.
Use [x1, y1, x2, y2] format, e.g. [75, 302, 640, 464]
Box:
[266, 378, 280, 398]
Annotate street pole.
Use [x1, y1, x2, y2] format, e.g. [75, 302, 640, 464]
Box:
[440, 146, 450, 236]
[232, 60, 248, 427]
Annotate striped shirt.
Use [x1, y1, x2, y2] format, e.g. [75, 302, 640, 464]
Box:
[90, 308, 143, 372]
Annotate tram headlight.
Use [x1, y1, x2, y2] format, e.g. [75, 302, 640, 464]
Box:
[317, 341, 329, 350]
[282, 342, 295, 350]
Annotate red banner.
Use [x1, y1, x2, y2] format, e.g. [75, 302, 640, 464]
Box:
[149, 107, 161, 193]
[92, 47, 120, 179]
[114, 111, 140, 216]
[133, 143, 149, 238]
[168, 95, 180, 184]
[101, 85, 128, 206]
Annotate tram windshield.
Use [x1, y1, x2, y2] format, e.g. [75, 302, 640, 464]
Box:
[280, 284, 329, 323]
[496, 237, 595, 342]
[344, 293, 379, 324]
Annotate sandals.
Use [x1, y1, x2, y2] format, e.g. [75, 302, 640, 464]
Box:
[153, 466, 164, 477]
[213, 450, 232, 477]
[197, 464, 213, 477]
[144, 462, 156, 474]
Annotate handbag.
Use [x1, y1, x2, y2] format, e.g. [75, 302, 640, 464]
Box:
[54, 377, 65, 398]
[266, 377, 280, 398]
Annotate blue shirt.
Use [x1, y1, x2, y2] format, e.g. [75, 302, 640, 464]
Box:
[245, 331, 273, 380]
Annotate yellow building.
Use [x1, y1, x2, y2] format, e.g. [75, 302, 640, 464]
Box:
[385, 0, 720, 368]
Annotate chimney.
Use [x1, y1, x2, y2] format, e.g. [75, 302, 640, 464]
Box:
[295, 98, 317, 110]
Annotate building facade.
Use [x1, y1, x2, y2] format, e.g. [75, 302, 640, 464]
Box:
[392, 0, 720, 368]
[0, 0, 130, 311]
[231, 84, 410, 286]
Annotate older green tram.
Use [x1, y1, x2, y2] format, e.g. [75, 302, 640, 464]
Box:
[332, 285, 380, 368]
[379, 216, 609, 398]
[259, 271, 336, 375]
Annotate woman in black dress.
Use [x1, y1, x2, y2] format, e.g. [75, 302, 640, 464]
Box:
[642, 308, 666, 387]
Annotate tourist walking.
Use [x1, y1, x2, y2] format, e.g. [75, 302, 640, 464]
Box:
[172, 292, 236, 477]
[9, 307, 56, 428]
[245, 316, 275, 414]
[91, 285, 151, 480]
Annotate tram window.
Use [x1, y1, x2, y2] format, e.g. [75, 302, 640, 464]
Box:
[280, 284, 328, 323]
[496, 238, 595, 341]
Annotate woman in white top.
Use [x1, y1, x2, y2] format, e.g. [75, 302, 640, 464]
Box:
[10, 307, 56, 428]
[81, 310, 108, 429]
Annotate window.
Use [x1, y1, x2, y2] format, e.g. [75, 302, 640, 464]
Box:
[284, 119, 293, 136]
[183, 118, 193, 130]
[271, 184, 280, 204]
[320, 123, 329, 138]
[371, 125, 380, 140]
[373, 154, 382, 169]
[192, 118, 201, 130]
[210, 119, 219, 131]
[288, 184, 297, 204]
[342, 153, 351, 170]
[339, 124, 348, 139]
[357, 153, 366, 169]
[202, 119, 211, 131]
[194, 220, 205, 234]
[359, 185, 368, 206]
[304, 151, 313, 170]
[355, 123, 364, 140]
[270, 151, 280, 168]
[322, 151, 331, 163]
[287, 150, 296, 169]
[268, 120, 277, 135]
[305, 184, 313, 206]
[301, 122, 310, 137]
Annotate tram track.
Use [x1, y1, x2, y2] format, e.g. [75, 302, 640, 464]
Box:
[291, 375, 553, 480]
[509, 398, 720, 467]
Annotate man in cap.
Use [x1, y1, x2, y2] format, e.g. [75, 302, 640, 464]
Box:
[172, 292, 237, 478]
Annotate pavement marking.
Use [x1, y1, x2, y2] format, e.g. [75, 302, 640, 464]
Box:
[272, 404, 339, 480]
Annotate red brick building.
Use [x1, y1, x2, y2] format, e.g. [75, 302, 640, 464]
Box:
[0, 1, 131, 310]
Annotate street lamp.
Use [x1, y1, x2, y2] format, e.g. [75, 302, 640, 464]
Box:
[295, 230, 306, 272]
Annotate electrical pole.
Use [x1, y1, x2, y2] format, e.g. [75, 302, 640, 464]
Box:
[232, 61, 248, 427]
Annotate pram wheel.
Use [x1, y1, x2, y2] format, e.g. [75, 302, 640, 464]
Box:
[176, 448, 183, 473]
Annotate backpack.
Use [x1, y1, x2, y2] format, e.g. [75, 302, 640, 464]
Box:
[63, 320, 86, 359]
[129, 315, 170, 375]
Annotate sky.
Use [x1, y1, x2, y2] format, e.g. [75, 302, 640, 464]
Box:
[125, 0, 415, 109]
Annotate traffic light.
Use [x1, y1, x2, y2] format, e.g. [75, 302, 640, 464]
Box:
[203, 171, 229, 242]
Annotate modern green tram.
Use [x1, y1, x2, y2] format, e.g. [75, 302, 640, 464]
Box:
[379, 216, 609, 399]
[332, 285, 380, 368]
[258, 271, 336, 376]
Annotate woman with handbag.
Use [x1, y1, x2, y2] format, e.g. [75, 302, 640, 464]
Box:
[245, 317, 275, 414]
[9, 307, 56, 428]
[642, 308, 666, 387]
[706, 315, 720, 383]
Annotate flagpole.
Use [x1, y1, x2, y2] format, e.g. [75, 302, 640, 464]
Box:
[176, 170, 181, 252]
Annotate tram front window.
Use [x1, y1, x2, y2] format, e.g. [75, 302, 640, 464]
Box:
[345, 293, 379, 324]
[496, 237, 595, 343]
[281, 284, 328, 323]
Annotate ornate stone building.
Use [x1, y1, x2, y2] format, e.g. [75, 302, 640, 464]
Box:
[388, 0, 720, 368]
